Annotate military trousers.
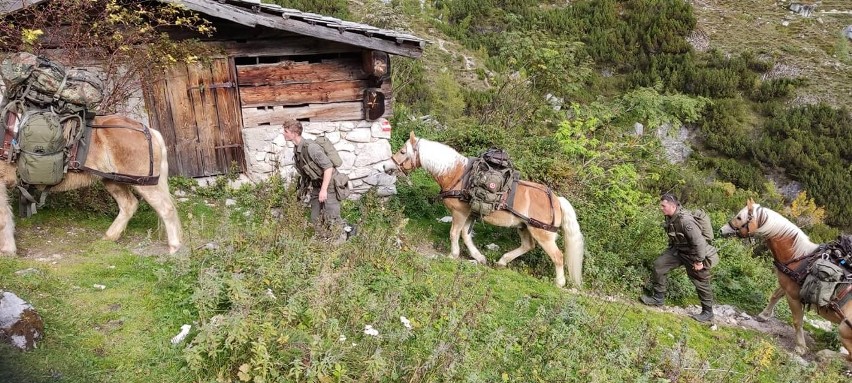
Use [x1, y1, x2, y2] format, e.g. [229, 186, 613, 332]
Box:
[651, 247, 715, 307]
[309, 183, 342, 237]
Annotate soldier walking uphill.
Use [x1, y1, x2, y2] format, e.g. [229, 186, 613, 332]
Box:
[641, 194, 719, 322]
[283, 120, 351, 241]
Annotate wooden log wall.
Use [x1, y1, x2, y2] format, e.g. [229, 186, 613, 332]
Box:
[237, 55, 391, 126]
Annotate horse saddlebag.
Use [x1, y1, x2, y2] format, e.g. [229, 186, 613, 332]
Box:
[16, 110, 66, 186]
[800, 257, 847, 307]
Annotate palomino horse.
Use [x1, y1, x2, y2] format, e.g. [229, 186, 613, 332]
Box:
[385, 132, 584, 288]
[0, 115, 182, 254]
[720, 199, 852, 360]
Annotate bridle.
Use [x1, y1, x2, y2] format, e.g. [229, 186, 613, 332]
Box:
[728, 206, 762, 238]
[391, 138, 420, 175]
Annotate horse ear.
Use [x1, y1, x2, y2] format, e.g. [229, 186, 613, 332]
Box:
[747, 198, 754, 211]
[409, 131, 416, 143]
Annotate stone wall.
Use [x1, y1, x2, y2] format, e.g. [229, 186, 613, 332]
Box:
[241, 118, 397, 198]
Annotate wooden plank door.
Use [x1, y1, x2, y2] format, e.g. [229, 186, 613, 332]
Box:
[143, 57, 244, 177]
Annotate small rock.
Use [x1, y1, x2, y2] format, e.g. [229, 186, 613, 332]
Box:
[436, 216, 453, 223]
[93, 284, 106, 290]
[225, 199, 237, 206]
[485, 243, 499, 251]
[0, 292, 44, 351]
[170, 324, 192, 344]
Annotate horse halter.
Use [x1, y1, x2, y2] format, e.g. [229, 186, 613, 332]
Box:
[391, 138, 420, 175]
[729, 207, 759, 237]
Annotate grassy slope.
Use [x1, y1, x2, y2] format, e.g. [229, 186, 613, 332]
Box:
[1, 1, 851, 382]
[0, 187, 845, 382]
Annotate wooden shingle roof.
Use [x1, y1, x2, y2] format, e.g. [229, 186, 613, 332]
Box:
[2, 0, 426, 58]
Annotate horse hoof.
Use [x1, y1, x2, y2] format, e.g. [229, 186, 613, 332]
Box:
[168, 245, 181, 254]
[495, 261, 507, 268]
[754, 315, 770, 323]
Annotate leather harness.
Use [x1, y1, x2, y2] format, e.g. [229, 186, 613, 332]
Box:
[437, 158, 559, 232]
[1, 117, 159, 186]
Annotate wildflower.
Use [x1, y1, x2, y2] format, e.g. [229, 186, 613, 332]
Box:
[400, 316, 412, 330]
[363, 324, 379, 336]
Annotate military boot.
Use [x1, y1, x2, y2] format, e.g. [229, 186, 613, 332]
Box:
[691, 305, 714, 323]
[640, 292, 665, 306]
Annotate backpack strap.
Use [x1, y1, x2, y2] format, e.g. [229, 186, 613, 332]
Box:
[438, 157, 475, 200]
[505, 179, 559, 233]
[81, 122, 158, 185]
[0, 100, 25, 161]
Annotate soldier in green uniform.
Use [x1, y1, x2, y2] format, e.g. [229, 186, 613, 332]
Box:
[640, 194, 719, 322]
[283, 120, 346, 240]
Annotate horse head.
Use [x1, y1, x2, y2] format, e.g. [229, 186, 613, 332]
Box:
[720, 198, 762, 238]
[385, 131, 421, 175]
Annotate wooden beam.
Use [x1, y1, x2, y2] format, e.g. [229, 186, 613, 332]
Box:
[207, 39, 359, 57]
[239, 79, 368, 107]
[242, 102, 365, 125]
[161, 0, 258, 28]
[236, 57, 366, 86]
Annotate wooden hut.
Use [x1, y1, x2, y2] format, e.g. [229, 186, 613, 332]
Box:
[1, 0, 425, 196]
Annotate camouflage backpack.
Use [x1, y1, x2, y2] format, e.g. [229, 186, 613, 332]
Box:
[468, 148, 518, 216]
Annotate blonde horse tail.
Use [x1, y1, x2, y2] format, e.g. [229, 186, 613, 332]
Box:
[151, 128, 182, 244]
[558, 196, 584, 288]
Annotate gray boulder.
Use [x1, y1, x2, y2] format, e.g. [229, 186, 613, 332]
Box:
[0, 291, 44, 351]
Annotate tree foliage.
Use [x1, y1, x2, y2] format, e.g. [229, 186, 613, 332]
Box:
[0, 0, 214, 113]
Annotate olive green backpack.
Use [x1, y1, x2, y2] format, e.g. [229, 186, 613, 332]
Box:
[15, 108, 70, 186]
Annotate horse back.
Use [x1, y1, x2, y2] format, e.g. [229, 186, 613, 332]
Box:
[507, 180, 562, 224]
[86, 115, 165, 177]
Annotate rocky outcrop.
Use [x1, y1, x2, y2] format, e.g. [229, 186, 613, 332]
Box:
[0, 291, 44, 351]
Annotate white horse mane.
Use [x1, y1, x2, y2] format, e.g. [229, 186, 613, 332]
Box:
[753, 205, 820, 257]
[412, 138, 469, 176]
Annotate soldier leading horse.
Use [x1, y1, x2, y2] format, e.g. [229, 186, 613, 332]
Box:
[385, 132, 584, 288]
[720, 199, 852, 361]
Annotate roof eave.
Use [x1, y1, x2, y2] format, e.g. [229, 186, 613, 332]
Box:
[167, 0, 423, 58]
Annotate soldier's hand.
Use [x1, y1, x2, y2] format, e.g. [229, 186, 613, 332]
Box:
[318, 189, 328, 202]
[692, 261, 704, 271]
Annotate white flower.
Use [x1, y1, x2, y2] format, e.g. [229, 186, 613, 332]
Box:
[363, 324, 379, 336]
[265, 288, 277, 299]
[338, 334, 346, 342]
[400, 316, 412, 330]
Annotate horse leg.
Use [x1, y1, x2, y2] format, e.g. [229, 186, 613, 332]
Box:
[0, 183, 15, 255]
[448, 210, 468, 259]
[102, 181, 138, 241]
[460, 216, 487, 264]
[496, 226, 534, 267]
[756, 286, 787, 322]
[786, 294, 809, 355]
[529, 229, 565, 288]
[840, 320, 852, 362]
[132, 183, 182, 254]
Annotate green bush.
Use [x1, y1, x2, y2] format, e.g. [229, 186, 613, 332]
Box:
[753, 104, 852, 227]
